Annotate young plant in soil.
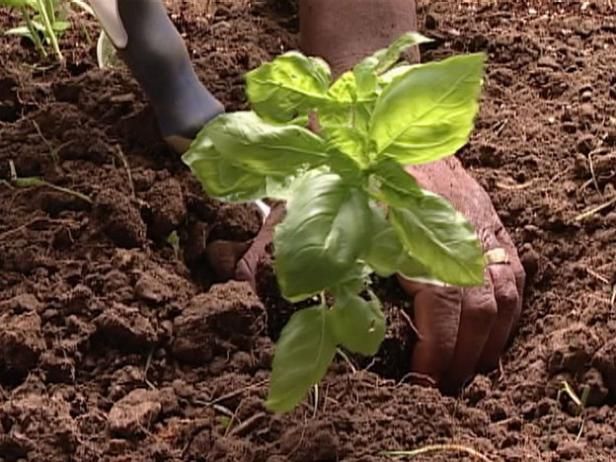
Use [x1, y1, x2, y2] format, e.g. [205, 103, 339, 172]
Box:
[183, 33, 487, 413]
[0, 0, 93, 61]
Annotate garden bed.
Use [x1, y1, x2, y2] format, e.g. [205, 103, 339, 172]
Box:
[1, 0, 616, 460]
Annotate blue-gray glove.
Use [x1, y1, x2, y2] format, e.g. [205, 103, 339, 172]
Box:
[90, 0, 224, 152]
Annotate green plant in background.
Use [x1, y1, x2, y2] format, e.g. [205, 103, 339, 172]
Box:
[0, 0, 93, 61]
[184, 33, 487, 413]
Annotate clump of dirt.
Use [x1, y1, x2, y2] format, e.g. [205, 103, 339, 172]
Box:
[1, 0, 616, 461]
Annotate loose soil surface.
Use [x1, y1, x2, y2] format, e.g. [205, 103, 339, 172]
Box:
[1, 0, 616, 460]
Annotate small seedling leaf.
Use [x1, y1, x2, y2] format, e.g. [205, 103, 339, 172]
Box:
[266, 305, 337, 413]
[353, 32, 432, 99]
[329, 289, 385, 356]
[246, 51, 332, 122]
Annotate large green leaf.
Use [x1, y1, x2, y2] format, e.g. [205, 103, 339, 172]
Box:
[374, 161, 484, 286]
[182, 136, 266, 202]
[266, 306, 337, 413]
[363, 203, 434, 279]
[353, 32, 432, 99]
[370, 53, 486, 164]
[246, 52, 332, 122]
[329, 289, 385, 356]
[204, 112, 328, 177]
[274, 172, 373, 302]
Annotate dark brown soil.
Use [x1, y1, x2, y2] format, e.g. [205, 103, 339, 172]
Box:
[1, 0, 616, 461]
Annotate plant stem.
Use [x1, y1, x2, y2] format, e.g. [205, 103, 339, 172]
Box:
[385, 444, 494, 462]
[12, 177, 92, 205]
[36, 0, 63, 61]
[46, 0, 56, 24]
[22, 7, 47, 58]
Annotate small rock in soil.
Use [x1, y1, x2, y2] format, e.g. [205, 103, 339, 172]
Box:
[209, 203, 262, 242]
[537, 56, 560, 70]
[464, 375, 492, 404]
[143, 177, 187, 240]
[0, 293, 44, 314]
[108, 365, 146, 401]
[206, 437, 255, 462]
[547, 323, 600, 375]
[0, 311, 45, 382]
[576, 134, 595, 154]
[279, 421, 339, 461]
[134, 272, 173, 304]
[0, 392, 77, 459]
[519, 243, 540, 279]
[172, 281, 265, 364]
[94, 302, 158, 351]
[40, 351, 76, 384]
[108, 388, 162, 437]
[425, 13, 439, 29]
[94, 189, 147, 248]
[562, 121, 577, 134]
[578, 102, 595, 120]
[581, 368, 609, 406]
[61, 284, 94, 315]
[132, 168, 156, 191]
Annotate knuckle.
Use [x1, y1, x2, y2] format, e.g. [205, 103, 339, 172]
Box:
[465, 289, 498, 324]
[434, 286, 463, 305]
[496, 281, 519, 309]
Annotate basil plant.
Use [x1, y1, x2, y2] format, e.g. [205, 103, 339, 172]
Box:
[183, 33, 486, 413]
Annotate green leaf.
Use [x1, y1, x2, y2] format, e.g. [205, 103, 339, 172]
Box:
[325, 126, 369, 167]
[378, 64, 419, 87]
[370, 53, 486, 164]
[205, 112, 328, 177]
[374, 162, 484, 286]
[274, 172, 373, 302]
[5, 26, 32, 38]
[97, 31, 122, 69]
[353, 32, 432, 99]
[329, 261, 371, 295]
[363, 32, 432, 75]
[327, 71, 357, 103]
[388, 200, 484, 286]
[51, 20, 70, 32]
[246, 51, 332, 122]
[0, 0, 33, 7]
[363, 203, 434, 279]
[182, 135, 266, 202]
[327, 149, 364, 183]
[266, 306, 337, 413]
[329, 290, 385, 356]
